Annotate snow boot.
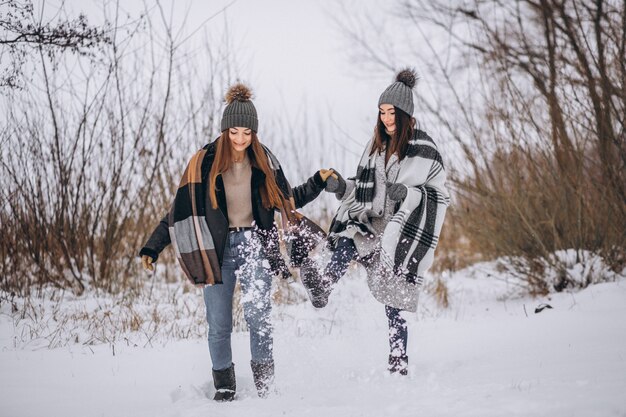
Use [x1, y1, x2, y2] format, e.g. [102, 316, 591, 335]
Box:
[388, 354, 408, 376]
[250, 360, 275, 398]
[212, 363, 236, 401]
[300, 258, 332, 308]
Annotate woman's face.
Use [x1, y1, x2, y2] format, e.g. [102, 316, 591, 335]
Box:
[228, 127, 253, 154]
[379, 104, 396, 133]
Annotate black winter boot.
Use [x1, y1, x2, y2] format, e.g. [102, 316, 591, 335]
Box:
[212, 364, 236, 401]
[300, 258, 332, 308]
[250, 360, 275, 398]
[388, 354, 408, 376]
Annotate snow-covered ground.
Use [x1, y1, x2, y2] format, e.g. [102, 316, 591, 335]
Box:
[1, 263, 625, 417]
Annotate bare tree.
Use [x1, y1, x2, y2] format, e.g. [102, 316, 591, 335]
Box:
[0, 1, 237, 295]
[336, 0, 626, 292]
[0, 0, 111, 88]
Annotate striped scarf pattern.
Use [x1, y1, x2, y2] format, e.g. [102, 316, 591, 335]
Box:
[168, 148, 222, 285]
[167, 143, 302, 286]
[330, 129, 450, 284]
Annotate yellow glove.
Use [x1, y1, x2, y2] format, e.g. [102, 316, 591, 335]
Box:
[319, 168, 338, 182]
[141, 255, 155, 272]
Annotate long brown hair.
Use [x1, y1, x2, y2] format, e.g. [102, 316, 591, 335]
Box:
[208, 131, 287, 211]
[370, 107, 416, 163]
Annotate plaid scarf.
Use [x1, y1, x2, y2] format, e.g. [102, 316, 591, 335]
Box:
[167, 144, 296, 286]
[329, 129, 450, 284]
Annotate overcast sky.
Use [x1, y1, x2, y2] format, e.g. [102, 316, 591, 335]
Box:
[25, 0, 454, 182]
[49, 0, 406, 154]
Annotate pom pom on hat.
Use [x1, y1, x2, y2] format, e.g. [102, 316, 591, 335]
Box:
[225, 82, 253, 104]
[395, 68, 418, 89]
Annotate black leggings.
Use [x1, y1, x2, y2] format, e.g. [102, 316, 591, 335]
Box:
[327, 237, 408, 357]
[385, 305, 408, 358]
[324, 237, 358, 283]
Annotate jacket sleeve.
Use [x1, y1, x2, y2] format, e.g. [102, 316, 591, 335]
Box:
[291, 171, 327, 209]
[138, 212, 171, 262]
[274, 167, 327, 209]
[336, 176, 357, 201]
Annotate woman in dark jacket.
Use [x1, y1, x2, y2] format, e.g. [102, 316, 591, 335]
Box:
[139, 83, 335, 401]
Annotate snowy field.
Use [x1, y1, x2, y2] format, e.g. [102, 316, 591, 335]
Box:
[2, 263, 626, 417]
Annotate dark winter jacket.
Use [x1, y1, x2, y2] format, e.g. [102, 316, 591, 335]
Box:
[139, 139, 326, 280]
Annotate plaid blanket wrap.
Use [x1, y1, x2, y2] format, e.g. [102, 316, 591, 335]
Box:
[329, 129, 450, 285]
[167, 144, 290, 286]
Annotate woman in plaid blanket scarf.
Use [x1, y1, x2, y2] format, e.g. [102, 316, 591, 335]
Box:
[306, 69, 450, 375]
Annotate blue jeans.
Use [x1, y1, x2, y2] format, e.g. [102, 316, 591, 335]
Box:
[203, 230, 273, 371]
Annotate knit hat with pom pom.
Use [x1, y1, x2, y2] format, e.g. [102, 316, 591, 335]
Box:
[378, 69, 418, 116]
[221, 82, 258, 132]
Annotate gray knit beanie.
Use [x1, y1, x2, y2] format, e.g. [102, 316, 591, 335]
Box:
[221, 83, 258, 132]
[378, 69, 418, 116]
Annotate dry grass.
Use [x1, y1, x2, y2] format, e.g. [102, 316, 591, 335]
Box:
[450, 145, 625, 293]
[426, 277, 450, 309]
[0, 281, 207, 349]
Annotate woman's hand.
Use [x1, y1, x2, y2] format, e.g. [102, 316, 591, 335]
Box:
[322, 168, 346, 197]
[319, 168, 338, 182]
[141, 255, 155, 272]
[387, 182, 408, 201]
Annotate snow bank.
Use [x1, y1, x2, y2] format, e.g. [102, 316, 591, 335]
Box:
[1, 258, 625, 417]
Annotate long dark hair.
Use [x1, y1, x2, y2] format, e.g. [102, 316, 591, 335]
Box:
[208, 131, 286, 211]
[370, 107, 416, 163]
